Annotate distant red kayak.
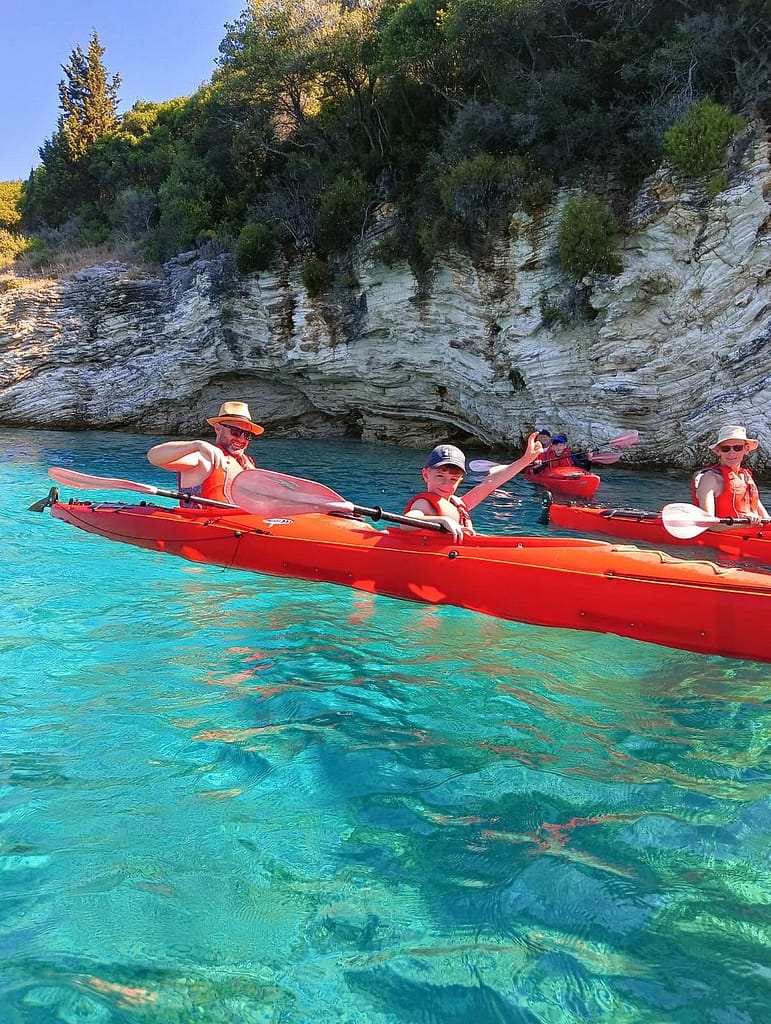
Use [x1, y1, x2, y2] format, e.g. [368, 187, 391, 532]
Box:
[523, 466, 601, 498]
[548, 502, 771, 565]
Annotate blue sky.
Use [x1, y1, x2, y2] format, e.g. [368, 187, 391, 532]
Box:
[1, 1, 246, 181]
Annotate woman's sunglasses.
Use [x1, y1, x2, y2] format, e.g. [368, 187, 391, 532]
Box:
[221, 424, 251, 439]
[719, 444, 746, 452]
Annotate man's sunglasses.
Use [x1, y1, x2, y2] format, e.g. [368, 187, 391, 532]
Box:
[221, 424, 251, 439]
[719, 444, 746, 452]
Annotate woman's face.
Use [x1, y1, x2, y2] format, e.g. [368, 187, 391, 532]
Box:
[715, 440, 748, 467]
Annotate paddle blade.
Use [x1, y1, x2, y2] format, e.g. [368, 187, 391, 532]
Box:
[468, 459, 499, 474]
[49, 467, 159, 495]
[587, 451, 621, 465]
[661, 502, 718, 539]
[29, 486, 60, 512]
[232, 468, 354, 516]
[608, 430, 639, 449]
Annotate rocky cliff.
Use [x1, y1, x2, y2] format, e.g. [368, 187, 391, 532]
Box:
[1, 125, 769, 472]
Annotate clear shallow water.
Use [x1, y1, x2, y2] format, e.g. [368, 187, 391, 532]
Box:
[2, 428, 770, 1024]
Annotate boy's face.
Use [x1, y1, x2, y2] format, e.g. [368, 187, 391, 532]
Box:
[423, 464, 465, 496]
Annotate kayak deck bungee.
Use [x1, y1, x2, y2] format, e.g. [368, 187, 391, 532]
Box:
[523, 466, 601, 499]
[50, 498, 771, 663]
[548, 502, 771, 565]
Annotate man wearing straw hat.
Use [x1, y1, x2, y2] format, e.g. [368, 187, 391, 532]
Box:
[692, 424, 768, 523]
[147, 401, 264, 504]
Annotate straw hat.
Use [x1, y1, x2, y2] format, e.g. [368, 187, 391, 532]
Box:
[206, 401, 264, 436]
[708, 424, 758, 452]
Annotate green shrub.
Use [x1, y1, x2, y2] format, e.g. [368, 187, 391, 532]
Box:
[300, 256, 330, 296]
[314, 171, 370, 254]
[707, 171, 730, 199]
[437, 153, 528, 232]
[558, 193, 621, 279]
[0, 228, 29, 264]
[22, 237, 55, 270]
[663, 99, 744, 178]
[236, 221, 275, 273]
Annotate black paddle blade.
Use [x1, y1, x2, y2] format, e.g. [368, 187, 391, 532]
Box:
[28, 486, 60, 512]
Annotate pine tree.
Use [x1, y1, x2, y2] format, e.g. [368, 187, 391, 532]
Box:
[58, 31, 122, 162]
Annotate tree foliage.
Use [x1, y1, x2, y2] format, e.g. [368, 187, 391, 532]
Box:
[3, 0, 767, 286]
[0, 181, 23, 231]
[58, 31, 122, 162]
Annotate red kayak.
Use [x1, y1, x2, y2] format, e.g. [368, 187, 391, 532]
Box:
[523, 466, 601, 498]
[549, 502, 771, 565]
[48, 497, 771, 663]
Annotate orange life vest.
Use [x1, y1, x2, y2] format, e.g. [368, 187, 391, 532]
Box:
[180, 447, 256, 504]
[403, 491, 473, 529]
[691, 464, 759, 517]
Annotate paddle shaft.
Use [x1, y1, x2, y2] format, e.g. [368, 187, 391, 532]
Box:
[350, 503, 445, 532]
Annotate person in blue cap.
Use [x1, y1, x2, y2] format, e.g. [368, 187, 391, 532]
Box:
[403, 432, 544, 541]
[533, 433, 589, 473]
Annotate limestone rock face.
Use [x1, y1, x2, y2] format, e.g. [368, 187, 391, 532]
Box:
[1, 127, 769, 472]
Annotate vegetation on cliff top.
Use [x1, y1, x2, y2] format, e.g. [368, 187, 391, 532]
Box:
[3, 1, 768, 283]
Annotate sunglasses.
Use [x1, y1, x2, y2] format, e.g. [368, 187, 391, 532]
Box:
[221, 424, 251, 439]
[719, 444, 746, 453]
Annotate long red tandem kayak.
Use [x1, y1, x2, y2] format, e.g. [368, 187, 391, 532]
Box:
[523, 466, 601, 498]
[548, 502, 771, 565]
[50, 499, 771, 663]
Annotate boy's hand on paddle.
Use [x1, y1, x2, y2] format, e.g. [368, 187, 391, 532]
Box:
[438, 517, 474, 542]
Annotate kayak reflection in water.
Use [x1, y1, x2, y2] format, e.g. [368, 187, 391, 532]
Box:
[692, 424, 769, 526]
[402, 432, 544, 542]
[147, 400, 264, 504]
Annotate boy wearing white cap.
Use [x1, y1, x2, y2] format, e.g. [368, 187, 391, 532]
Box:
[692, 425, 768, 522]
[403, 433, 543, 541]
[147, 401, 264, 504]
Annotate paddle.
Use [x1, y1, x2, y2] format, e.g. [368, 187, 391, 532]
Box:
[599, 429, 639, 450]
[44, 467, 239, 509]
[469, 451, 619, 474]
[661, 502, 771, 539]
[231, 468, 446, 532]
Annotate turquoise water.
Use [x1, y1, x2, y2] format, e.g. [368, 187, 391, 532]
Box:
[3, 428, 770, 1024]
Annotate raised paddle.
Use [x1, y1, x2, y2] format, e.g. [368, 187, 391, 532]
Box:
[661, 502, 771, 539]
[469, 451, 620, 474]
[44, 467, 239, 509]
[600, 429, 639, 450]
[231, 468, 446, 531]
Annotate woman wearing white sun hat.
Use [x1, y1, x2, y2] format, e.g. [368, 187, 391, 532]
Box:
[147, 400, 264, 504]
[692, 425, 768, 523]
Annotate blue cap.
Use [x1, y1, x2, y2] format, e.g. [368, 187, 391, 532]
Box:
[425, 444, 466, 472]
[552, 435, 567, 444]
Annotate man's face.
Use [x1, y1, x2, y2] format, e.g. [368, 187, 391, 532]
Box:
[216, 422, 252, 455]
